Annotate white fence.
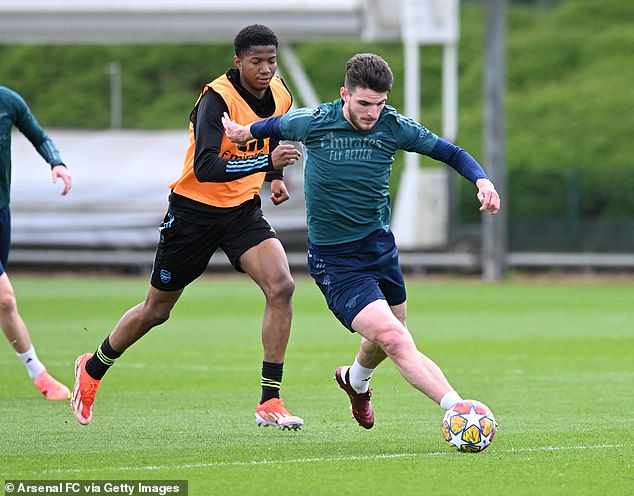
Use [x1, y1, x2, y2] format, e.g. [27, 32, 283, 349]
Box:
[10, 129, 307, 270]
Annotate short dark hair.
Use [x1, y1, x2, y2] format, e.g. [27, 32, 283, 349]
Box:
[233, 24, 279, 56]
[344, 53, 394, 93]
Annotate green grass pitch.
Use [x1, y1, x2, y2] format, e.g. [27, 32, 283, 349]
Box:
[1, 274, 633, 495]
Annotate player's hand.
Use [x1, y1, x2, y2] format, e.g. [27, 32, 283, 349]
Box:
[270, 179, 290, 205]
[270, 144, 302, 170]
[52, 165, 72, 196]
[476, 178, 500, 215]
[222, 112, 252, 144]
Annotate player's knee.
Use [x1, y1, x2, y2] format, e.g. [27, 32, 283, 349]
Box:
[143, 304, 172, 327]
[279, 275, 295, 299]
[376, 324, 412, 357]
[265, 275, 295, 303]
[152, 309, 171, 326]
[0, 290, 18, 315]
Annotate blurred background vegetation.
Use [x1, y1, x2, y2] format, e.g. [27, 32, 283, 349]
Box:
[0, 0, 632, 249]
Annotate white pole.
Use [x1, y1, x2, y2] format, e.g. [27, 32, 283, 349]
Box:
[392, 34, 421, 248]
[442, 44, 458, 142]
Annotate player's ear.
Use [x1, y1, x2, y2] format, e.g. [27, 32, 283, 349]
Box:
[340, 86, 348, 102]
[233, 55, 241, 69]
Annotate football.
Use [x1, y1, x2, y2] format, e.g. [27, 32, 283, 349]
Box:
[442, 400, 497, 453]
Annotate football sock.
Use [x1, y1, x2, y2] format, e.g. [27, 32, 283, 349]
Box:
[17, 346, 46, 380]
[260, 361, 283, 403]
[85, 336, 122, 380]
[349, 357, 375, 394]
[440, 390, 462, 410]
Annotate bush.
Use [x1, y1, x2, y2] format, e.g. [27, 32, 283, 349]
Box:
[0, 0, 632, 221]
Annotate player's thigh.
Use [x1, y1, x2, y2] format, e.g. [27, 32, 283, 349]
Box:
[145, 284, 184, 315]
[390, 301, 407, 326]
[351, 299, 407, 343]
[151, 212, 220, 291]
[239, 238, 293, 292]
[220, 201, 292, 286]
[0, 271, 16, 303]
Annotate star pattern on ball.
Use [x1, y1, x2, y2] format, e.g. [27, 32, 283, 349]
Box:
[442, 400, 496, 452]
[448, 426, 471, 450]
[462, 404, 487, 430]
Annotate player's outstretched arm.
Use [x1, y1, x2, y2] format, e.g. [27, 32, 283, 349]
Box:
[222, 112, 301, 171]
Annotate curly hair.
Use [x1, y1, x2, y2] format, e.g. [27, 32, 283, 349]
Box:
[234, 24, 279, 56]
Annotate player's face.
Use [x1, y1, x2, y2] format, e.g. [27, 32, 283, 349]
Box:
[234, 45, 277, 98]
[341, 86, 388, 131]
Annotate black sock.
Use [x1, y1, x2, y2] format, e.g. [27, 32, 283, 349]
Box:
[85, 336, 122, 380]
[260, 361, 283, 403]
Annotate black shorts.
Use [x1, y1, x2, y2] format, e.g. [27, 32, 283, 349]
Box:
[150, 194, 278, 291]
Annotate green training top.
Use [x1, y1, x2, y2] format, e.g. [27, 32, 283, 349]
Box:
[279, 98, 438, 246]
[0, 86, 65, 209]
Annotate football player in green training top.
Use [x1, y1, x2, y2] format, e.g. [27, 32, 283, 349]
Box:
[223, 53, 500, 429]
[0, 86, 72, 400]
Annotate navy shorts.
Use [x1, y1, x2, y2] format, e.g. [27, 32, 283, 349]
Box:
[151, 196, 278, 291]
[0, 205, 11, 275]
[307, 229, 406, 332]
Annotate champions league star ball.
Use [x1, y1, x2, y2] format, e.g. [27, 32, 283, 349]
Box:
[442, 400, 497, 453]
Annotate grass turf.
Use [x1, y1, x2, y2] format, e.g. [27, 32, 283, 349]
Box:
[1, 274, 633, 495]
